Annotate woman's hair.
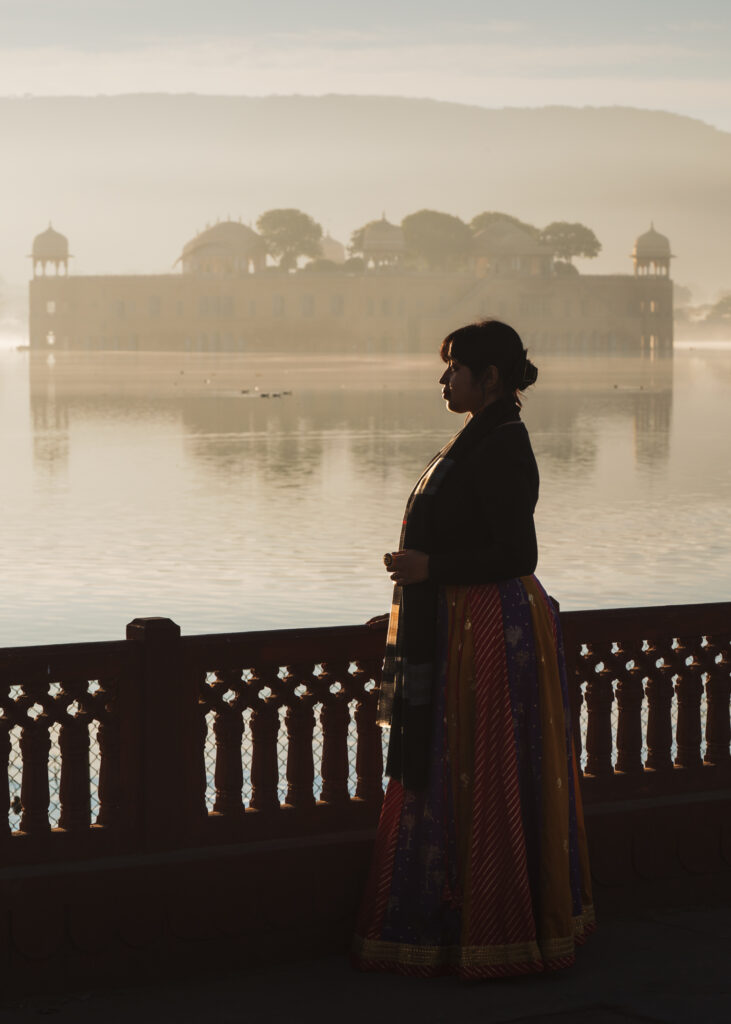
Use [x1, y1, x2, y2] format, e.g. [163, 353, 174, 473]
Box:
[440, 319, 538, 408]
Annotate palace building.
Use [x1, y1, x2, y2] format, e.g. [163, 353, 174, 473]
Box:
[28, 220, 674, 354]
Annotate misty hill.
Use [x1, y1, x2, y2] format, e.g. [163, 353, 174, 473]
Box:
[1, 95, 729, 296]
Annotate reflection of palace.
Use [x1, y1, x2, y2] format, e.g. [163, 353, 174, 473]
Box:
[28, 219, 673, 354]
[525, 354, 674, 470]
[28, 349, 673, 482]
[30, 372, 70, 475]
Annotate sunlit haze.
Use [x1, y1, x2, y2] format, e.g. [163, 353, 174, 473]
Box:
[0, 0, 730, 645]
[1, 0, 729, 130]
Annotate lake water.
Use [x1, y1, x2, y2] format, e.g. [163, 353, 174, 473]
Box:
[1, 338, 729, 647]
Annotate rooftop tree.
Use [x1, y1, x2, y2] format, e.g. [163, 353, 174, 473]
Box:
[470, 211, 540, 238]
[539, 222, 601, 263]
[401, 210, 472, 271]
[256, 209, 323, 270]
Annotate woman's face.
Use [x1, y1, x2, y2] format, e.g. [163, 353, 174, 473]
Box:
[439, 351, 493, 414]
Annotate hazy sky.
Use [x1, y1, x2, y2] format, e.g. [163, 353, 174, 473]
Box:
[1, 0, 730, 130]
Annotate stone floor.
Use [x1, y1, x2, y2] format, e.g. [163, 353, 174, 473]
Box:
[2, 903, 730, 1023]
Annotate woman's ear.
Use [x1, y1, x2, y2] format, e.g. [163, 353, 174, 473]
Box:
[482, 364, 501, 393]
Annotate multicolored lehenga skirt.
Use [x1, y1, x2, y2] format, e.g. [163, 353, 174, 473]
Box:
[353, 576, 595, 979]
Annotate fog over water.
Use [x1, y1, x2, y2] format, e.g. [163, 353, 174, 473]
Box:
[1, 339, 729, 647]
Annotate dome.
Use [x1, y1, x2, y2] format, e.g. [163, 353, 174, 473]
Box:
[32, 224, 69, 261]
[633, 225, 672, 260]
[363, 217, 405, 254]
[180, 220, 265, 261]
[178, 219, 266, 275]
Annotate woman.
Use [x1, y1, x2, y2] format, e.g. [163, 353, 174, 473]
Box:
[353, 320, 594, 979]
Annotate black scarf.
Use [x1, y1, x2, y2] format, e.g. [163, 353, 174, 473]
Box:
[377, 398, 520, 789]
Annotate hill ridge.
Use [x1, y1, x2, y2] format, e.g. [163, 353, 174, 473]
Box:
[2, 95, 728, 295]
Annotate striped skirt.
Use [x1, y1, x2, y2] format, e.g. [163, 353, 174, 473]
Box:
[353, 576, 595, 979]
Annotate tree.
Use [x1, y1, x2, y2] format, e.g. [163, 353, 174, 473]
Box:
[256, 209, 323, 270]
[553, 260, 579, 277]
[401, 210, 472, 271]
[705, 294, 731, 322]
[539, 222, 601, 263]
[470, 211, 540, 238]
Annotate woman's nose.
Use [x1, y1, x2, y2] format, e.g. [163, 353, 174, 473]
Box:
[439, 369, 448, 384]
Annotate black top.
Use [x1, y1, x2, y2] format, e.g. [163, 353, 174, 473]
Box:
[427, 400, 539, 584]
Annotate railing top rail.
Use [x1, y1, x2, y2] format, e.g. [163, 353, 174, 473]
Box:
[561, 601, 731, 644]
[0, 599, 726, 683]
[0, 638, 133, 685]
[180, 622, 387, 668]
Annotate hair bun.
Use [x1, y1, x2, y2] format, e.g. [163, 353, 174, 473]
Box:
[521, 358, 538, 390]
[509, 351, 538, 391]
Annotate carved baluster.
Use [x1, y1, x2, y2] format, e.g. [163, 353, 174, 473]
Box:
[319, 664, 351, 805]
[570, 653, 585, 769]
[704, 643, 730, 766]
[674, 645, 703, 769]
[0, 719, 11, 839]
[19, 690, 51, 834]
[58, 680, 91, 831]
[285, 689, 316, 809]
[194, 677, 211, 821]
[95, 696, 120, 828]
[213, 697, 244, 818]
[615, 643, 644, 775]
[583, 647, 614, 776]
[354, 664, 383, 803]
[562, 628, 584, 763]
[645, 644, 673, 771]
[249, 699, 280, 812]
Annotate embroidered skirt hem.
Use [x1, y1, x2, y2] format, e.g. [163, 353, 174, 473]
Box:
[354, 905, 595, 978]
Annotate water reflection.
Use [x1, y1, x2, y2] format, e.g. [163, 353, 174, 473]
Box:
[28, 349, 674, 477]
[9, 345, 724, 647]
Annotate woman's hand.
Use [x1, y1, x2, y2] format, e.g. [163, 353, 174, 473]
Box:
[365, 613, 390, 628]
[385, 549, 429, 586]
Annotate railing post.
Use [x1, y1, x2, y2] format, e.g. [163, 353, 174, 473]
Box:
[126, 617, 201, 849]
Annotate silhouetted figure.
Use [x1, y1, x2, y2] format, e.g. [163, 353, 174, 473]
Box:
[354, 320, 594, 978]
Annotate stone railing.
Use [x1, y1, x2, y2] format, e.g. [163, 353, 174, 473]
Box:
[0, 602, 728, 864]
[0, 603, 729, 985]
[562, 602, 731, 803]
